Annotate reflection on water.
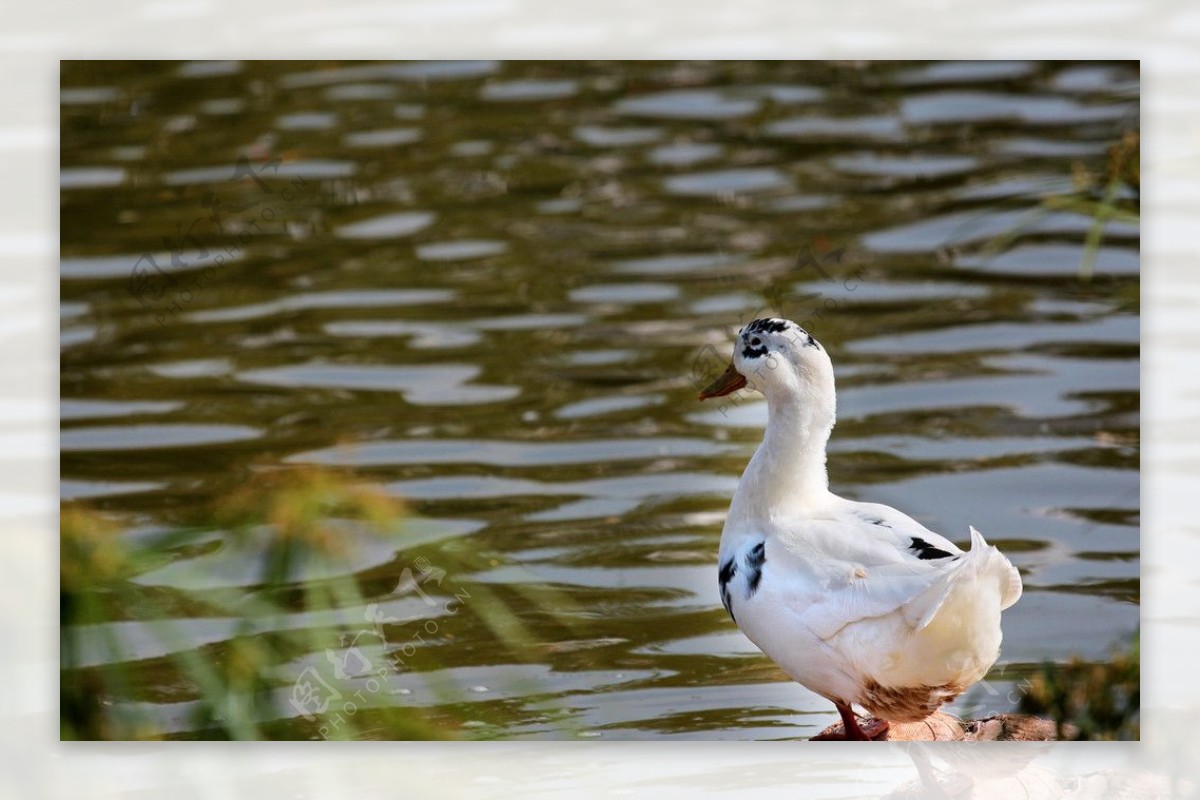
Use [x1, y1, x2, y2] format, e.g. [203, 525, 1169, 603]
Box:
[60, 60, 1139, 739]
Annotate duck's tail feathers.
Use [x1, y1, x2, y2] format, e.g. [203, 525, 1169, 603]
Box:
[907, 569, 963, 631]
[906, 527, 1022, 631]
[969, 526, 1023, 610]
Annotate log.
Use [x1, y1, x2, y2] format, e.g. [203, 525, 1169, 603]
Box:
[811, 711, 1067, 741]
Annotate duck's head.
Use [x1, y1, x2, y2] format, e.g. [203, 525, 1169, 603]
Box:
[698, 317, 835, 408]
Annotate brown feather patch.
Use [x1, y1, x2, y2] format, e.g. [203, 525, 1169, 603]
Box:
[860, 678, 964, 723]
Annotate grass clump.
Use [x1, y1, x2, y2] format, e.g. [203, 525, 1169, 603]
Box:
[1017, 632, 1139, 740]
[60, 469, 450, 741]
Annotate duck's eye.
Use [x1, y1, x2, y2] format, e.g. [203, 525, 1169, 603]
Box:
[750, 337, 762, 347]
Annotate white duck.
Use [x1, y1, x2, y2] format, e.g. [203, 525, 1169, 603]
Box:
[698, 317, 1022, 740]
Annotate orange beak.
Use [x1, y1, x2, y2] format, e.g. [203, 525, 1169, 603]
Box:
[698, 362, 748, 400]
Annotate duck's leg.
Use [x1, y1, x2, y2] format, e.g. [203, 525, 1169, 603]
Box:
[812, 702, 890, 740]
[838, 702, 890, 740]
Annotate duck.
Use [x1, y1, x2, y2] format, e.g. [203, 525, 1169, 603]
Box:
[698, 317, 1022, 740]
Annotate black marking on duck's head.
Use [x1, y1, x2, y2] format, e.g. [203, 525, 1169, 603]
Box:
[718, 558, 737, 622]
[738, 319, 789, 363]
[737, 318, 824, 363]
[910, 537, 955, 560]
[745, 540, 766, 596]
[745, 318, 790, 335]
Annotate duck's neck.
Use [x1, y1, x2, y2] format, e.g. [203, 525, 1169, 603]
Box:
[725, 391, 834, 531]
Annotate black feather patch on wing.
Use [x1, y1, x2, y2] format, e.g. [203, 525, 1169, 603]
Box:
[745, 541, 766, 596]
[718, 558, 737, 622]
[910, 537, 955, 560]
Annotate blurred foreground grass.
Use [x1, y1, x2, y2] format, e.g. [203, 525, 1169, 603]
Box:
[61, 469, 571, 740]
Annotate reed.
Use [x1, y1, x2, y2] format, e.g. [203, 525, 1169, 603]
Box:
[60, 469, 535, 740]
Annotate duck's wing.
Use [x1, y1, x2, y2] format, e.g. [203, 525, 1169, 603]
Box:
[836, 500, 965, 561]
[769, 504, 1018, 640]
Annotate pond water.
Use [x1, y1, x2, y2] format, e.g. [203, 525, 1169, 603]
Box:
[60, 60, 1139, 740]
